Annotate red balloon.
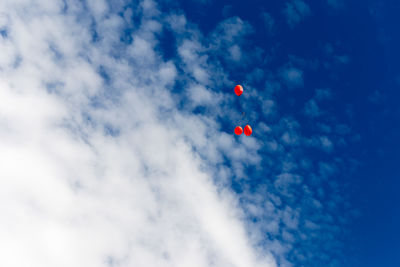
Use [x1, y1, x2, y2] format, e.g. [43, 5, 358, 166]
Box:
[234, 126, 243, 135]
[244, 125, 252, 136]
[234, 85, 243, 96]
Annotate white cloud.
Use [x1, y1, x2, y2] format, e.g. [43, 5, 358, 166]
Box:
[262, 99, 276, 117]
[188, 84, 220, 107]
[320, 136, 334, 153]
[282, 207, 300, 230]
[87, 0, 108, 20]
[306, 135, 334, 153]
[166, 14, 187, 33]
[257, 122, 272, 133]
[274, 173, 302, 197]
[304, 220, 320, 230]
[281, 131, 299, 146]
[178, 39, 211, 85]
[280, 67, 304, 88]
[0, 1, 276, 267]
[209, 17, 253, 67]
[228, 44, 242, 61]
[215, 17, 253, 43]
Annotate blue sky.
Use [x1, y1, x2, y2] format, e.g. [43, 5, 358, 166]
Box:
[177, 0, 400, 265]
[174, 0, 399, 265]
[0, 0, 399, 266]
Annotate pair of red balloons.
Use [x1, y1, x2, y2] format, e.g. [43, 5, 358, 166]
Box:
[235, 125, 252, 136]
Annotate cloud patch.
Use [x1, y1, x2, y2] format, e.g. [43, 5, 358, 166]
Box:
[0, 1, 275, 267]
[283, 0, 311, 28]
[280, 66, 304, 88]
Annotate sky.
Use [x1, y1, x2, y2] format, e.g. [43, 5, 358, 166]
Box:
[0, 0, 399, 266]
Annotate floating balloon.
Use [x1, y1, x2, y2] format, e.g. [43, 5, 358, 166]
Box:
[234, 85, 243, 96]
[244, 125, 252, 136]
[234, 126, 243, 135]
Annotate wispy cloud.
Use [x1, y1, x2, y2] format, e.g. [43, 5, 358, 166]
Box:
[326, 0, 345, 9]
[280, 66, 304, 88]
[283, 0, 311, 28]
[304, 99, 320, 117]
[261, 12, 275, 34]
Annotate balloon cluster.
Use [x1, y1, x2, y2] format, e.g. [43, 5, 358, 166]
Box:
[234, 85, 252, 136]
[234, 125, 252, 136]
